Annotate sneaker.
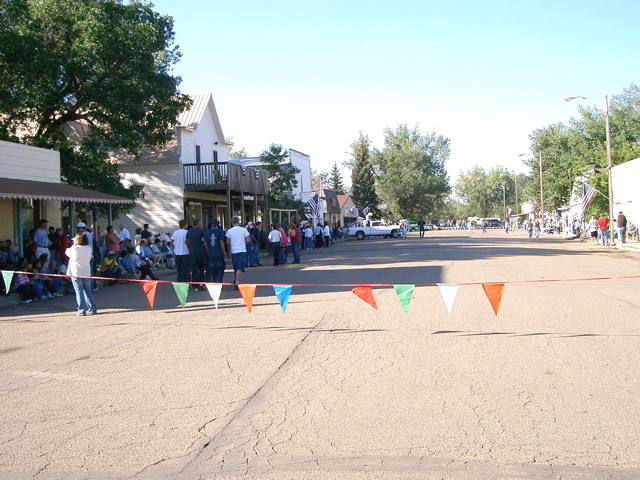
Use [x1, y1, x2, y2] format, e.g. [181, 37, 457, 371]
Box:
[86, 310, 97, 316]
[53, 293, 64, 297]
[194, 287, 200, 292]
[21, 299, 32, 304]
[144, 275, 151, 280]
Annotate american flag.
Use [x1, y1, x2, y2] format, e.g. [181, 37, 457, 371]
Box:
[581, 183, 597, 213]
[362, 207, 370, 216]
[308, 194, 319, 217]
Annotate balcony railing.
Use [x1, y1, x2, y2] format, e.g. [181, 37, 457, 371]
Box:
[183, 162, 268, 194]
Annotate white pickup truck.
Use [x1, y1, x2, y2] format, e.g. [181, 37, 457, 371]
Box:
[347, 221, 400, 240]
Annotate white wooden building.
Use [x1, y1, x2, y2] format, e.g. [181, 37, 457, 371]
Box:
[114, 94, 268, 233]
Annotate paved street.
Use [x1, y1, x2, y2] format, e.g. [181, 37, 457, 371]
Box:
[1, 229, 639, 479]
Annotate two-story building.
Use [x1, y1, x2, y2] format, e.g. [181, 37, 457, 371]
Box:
[113, 94, 268, 233]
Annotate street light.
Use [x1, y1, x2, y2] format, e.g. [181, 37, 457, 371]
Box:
[564, 95, 614, 243]
[501, 184, 506, 222]
[501, 172, 518, 213]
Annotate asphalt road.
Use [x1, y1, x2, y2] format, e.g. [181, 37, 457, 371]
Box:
[1, 229, 639, 479]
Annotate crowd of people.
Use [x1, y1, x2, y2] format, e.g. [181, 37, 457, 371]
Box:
[1, 219, 174, 313]
[3, 211, 639, 314]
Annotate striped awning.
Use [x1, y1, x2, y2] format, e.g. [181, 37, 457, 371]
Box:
[0, 177, 133, 204]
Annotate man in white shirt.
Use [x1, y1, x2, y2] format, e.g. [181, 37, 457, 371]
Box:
[118, 224, 130, 244]
[225, 216, 250, 287]
[171, 219, 190, 283]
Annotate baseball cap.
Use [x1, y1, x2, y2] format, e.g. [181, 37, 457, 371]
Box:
[107, 251, 115, 255]
[76, 222, 86, 228]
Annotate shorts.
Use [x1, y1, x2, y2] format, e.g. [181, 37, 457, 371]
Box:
[590, 230, 597, 238]
[231, 252, 247, 272]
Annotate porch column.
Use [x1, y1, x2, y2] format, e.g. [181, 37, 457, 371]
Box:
[15, 199, 24, 258]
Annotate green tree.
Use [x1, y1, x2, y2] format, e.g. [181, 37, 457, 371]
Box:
[454, 166, 509, 218]
[227, 141, 248, 159]
[523, 84, 640, 217]
[327, 162, 347, 195]
[349, 132, 379, 217]
[258, 143, 300, 205]
[372, 124, 450, 221]
[0, 0, 191, 213]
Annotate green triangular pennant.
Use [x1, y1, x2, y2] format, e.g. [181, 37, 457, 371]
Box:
[2, 270, 15, 293]
[393, 284, 415, 315]
[172, 282, 189, 308]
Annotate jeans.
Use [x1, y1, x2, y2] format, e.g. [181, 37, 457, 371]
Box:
[102, 267, 121, 284]
[249, 242, 260, 266]
[305, 236, 312, 250]
[291, 241, 300, 263]
[207, 256, 226, 283]
[270, 242, 281, 265]
[189, 251, 206, 284]
[176, 254, 190, 282]
[280, 244, 287, 263]
[600, 230, 610, 245]
[71, 276, 97, 315]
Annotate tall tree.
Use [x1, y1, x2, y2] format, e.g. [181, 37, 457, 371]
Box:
[350, 132, 379, 216]
[372, 124, 450, 221]
[0, 0, 191, 212]
[258, 143, 300, 205]
[455, 166, 512, 218]
[523, 84, 640, 216]
[327, 162, 347, 194]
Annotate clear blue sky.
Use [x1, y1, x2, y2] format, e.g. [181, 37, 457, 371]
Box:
[150, 0, 639, 184]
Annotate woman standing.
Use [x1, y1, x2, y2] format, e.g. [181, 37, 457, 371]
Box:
[104, 225, 120, 253]
[66, 233, 97, 316]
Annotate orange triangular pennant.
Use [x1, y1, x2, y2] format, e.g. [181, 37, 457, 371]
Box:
[141, 281, 159, 309]
[352, 286, 377, 310]
[482, 283, 505, 315]
[238, 284, 257, 312]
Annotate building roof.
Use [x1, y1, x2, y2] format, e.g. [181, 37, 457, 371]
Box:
[0, 177, 133, 204]
[323, 189, 341, 214]
[229, 157, 262, 167]
[177, 93, 229, 146]
[337, 194, 351, 209]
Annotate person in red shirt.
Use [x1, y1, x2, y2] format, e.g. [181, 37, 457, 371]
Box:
[288, 222, 301, 263]
[56, 228, 70, 263]
[597, 215, 609, 246]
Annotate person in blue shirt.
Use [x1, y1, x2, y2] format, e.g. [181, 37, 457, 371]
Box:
[204, 218, 226, 283]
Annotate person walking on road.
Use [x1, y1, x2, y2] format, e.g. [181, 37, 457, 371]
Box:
[225, 216, 250, 287]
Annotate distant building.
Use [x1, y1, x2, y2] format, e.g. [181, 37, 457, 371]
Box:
[230, 148, 312, 202]
[611, 157, 640, 228]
